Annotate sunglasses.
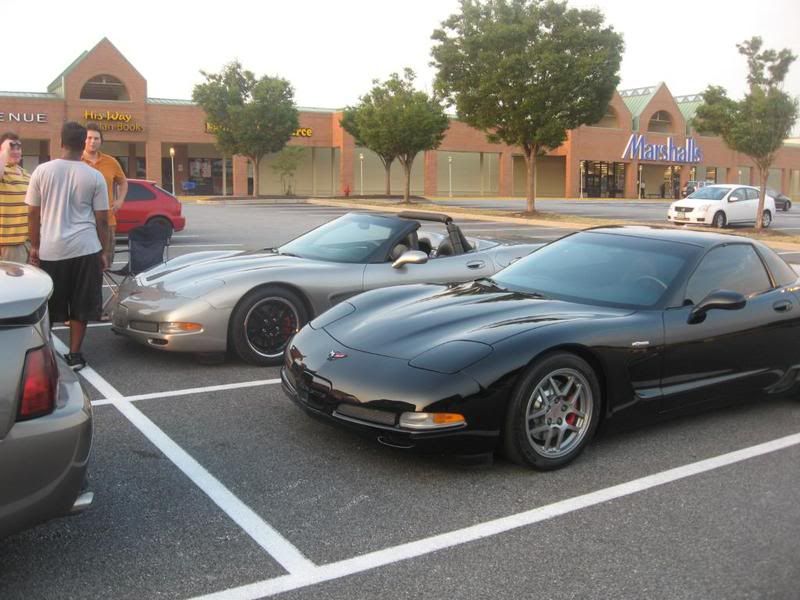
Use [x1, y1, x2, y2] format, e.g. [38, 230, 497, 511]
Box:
[8, 141, 22, 150]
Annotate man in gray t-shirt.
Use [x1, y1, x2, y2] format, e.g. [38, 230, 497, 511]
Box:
[25, 121, 110, 371]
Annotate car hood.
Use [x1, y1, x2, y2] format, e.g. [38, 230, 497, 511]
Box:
[0, 262, 52, 320]
[139, 249, 306, 292]
[324, 281, 632, 359]
[671, 198, 721, 209]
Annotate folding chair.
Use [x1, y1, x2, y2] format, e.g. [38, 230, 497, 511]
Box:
[102, 220, 172, 314]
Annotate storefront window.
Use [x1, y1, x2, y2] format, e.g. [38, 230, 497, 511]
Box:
[580, 161, 626, 198]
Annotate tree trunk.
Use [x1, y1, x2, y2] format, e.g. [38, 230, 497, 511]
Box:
[525, 147, 537, 214]
[756, 165, 769, 230]
[402, 158, 412, 204]
[384, 162, 392, 196]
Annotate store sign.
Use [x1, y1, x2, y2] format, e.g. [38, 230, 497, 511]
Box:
[0, 111, 48, 123]
[83, 110, 144, 132]
[622, 134, 702, 163]
[205, 122, 313, 137]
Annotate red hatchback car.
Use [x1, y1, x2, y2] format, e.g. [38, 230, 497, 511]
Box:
[115, 179, 186, 237]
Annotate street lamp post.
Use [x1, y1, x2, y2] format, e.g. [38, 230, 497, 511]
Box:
[448, 155, 453, 198]
[359, 153, 364, 196]
[579, 162, 584, 199]
[638, 164, 643, 200]
[169, 147, 176, 195]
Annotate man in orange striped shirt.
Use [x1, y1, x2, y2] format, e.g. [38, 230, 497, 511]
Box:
[0, 132, 31, 263]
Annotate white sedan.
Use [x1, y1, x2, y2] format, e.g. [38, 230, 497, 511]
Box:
[667, 184, 776, 228]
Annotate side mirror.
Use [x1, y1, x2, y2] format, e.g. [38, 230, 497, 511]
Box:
[392, 250, 429, 269]
[729, 195, 741, 203]
[688, 289, 746, 324]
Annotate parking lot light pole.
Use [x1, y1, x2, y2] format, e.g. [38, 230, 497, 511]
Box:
[359, 153, 364, 196]
[448, 155, 453, 198]
[169, 147, 176, 195]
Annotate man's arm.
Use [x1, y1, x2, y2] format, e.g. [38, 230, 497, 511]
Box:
[113, 175, 128, 212]
[94, 209, 109, 269]
[27, 206, 41, 266]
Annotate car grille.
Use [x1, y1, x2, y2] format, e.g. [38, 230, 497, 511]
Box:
[675, 207, 693, 214]
[335, 404, 397, 426]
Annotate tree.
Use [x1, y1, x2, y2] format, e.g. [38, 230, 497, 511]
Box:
[271, 147, 305, 195]
[431, 0, 623, 212]
[342, 69, 450, 202]
[193, 61, 299, 196]
[694, 37, 798, 229]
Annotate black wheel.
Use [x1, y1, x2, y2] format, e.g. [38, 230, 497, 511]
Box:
[762, 210, 772, 228]
[503, 352, 601, 470]
[711, 211, 726, 228]
[147, 216, 174, 239]
[784, 201, 791, 212]
[229, 286, 309, 366]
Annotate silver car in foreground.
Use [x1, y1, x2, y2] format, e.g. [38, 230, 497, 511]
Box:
[0, 261, 93, 539]
[110, 211, 542, 365]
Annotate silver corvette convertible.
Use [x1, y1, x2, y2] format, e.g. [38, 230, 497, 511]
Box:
[109, 211, 541, 365]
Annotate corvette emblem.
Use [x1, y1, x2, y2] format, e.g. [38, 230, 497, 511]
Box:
[327, 351, 348, 361]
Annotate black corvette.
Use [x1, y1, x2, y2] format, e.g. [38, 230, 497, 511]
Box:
[282, 226, 800, 470]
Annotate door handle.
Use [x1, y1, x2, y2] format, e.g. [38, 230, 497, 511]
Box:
[466, 261, 485, 270]
[773, 300, 793, 313]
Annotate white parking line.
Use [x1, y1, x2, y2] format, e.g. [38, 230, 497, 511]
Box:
[52, 322, 113, 331]
[50, 336, 314, 576]
[91, 379, 280, 407]
[190, 431, 800, 600]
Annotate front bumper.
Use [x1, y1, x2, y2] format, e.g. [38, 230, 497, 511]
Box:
[0, 359, 93, 538]
[281, 328, 502, 455]
[109, 283, 231, 354]
[667, 210, 708, 225]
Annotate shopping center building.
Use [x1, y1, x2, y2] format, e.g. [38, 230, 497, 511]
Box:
[3, 38, 800, 199]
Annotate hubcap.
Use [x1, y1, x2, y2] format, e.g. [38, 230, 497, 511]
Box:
[524, 368, 593, 459]
[243, 297, 299, 358]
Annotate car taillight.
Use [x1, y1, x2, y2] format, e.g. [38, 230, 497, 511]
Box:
[17, 346, 58, 421]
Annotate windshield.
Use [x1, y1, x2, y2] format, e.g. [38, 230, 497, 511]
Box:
[687, 186, 728, 200]
[493, 231, 699, 308]
[278, 213, 407, 263]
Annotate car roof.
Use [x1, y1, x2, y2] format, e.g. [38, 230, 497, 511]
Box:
[583, 225, 758, 249]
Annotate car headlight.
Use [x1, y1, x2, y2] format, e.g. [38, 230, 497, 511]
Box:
[310, 302, 355, 329]
[695, 204, 711, 213]
[409, 340, 493, 374]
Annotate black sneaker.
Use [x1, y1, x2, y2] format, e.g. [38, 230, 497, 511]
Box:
[64, 352, 87, 371]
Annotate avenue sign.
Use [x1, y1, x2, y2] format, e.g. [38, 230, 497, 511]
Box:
[622, 134, 702, 164]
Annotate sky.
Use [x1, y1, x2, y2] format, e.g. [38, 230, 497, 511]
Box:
[3, 0, 799, 130]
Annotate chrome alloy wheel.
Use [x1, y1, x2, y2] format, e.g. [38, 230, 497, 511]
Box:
[243, 296, 300, 358]
[524, 368, 594, 459]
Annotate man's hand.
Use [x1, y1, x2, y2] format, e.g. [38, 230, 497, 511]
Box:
[99, 253, 108, 271]
[29, 247, 40, 267]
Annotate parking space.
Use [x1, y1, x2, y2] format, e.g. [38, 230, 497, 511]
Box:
[2, 202, 799, 599]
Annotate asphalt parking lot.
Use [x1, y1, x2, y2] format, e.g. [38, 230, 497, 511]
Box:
[2, 202, 799, 600]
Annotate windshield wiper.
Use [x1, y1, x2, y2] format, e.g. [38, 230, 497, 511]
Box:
[474, 277, 507, 291]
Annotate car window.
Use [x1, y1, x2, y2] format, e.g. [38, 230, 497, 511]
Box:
[745, 188, 759, 200]
[125, 182, 156, 201]
[494, 232, 697, 308]
[685, 245, 772, 304]
[728, 188, 747, 202]
[757, 245, 798, 287]
[687, 186, 727, 200]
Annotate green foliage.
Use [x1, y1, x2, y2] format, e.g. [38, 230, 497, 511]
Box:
[431, 0, 623, 211]
[694, 37, 798, 228]
[342, 69, 449, 201]
[193, 61, 299, 195]
[271, 147, 305, 195]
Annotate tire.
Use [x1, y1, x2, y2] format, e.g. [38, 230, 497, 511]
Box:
[503, 352, 601, 470]
[147, 216, 174, 239]
[229, 286, 309, 366]
[711, 211, 726, 229]
[762, 210, 772, 228]
[784, 201, 791, 212]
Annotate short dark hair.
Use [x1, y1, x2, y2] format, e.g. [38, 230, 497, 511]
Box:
[0, 131, 20, 144]
[85, 122, 103, 142]
[61, 121, 87, 152]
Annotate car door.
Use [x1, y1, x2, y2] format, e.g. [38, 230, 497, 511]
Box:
[660, 243, 798, 413]
[362, 247, 494, 291]
[744, 187, 762, 222]
[725, 187, 750, 223]
[115, 181, 155, 233]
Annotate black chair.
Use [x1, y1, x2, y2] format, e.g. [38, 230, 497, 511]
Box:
[103, 221, 172, 313]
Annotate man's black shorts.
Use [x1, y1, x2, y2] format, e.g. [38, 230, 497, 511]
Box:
[40, 252, 103, 322]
